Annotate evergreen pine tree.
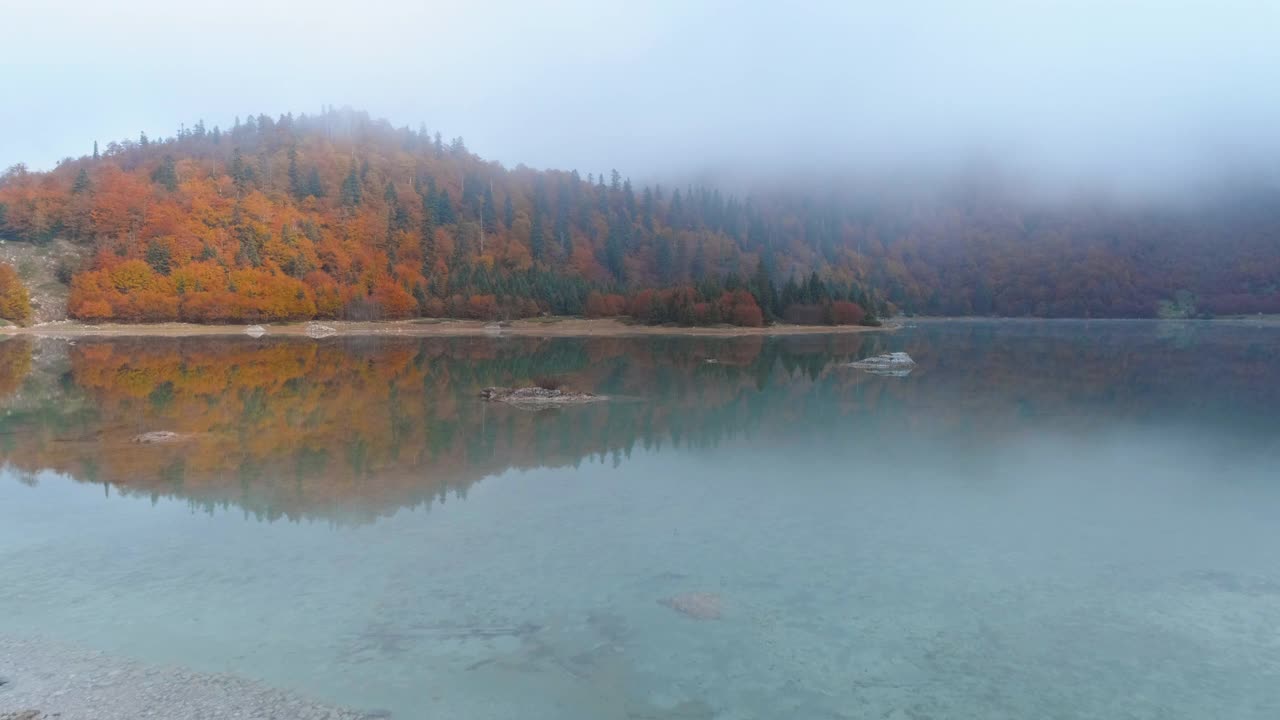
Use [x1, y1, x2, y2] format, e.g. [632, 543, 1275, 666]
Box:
[230, 149, 254, 192]
[305, 168, 326, 198]
[145, 240, 171, 275]
[530, 209, 545, 262]
[419, 182, 438, 279]
[434, 189, 456, 224]
[341, 160, 362, 207]
[288, 146, 304, 199]
[623, 179, 636, 218]
[605, 220, 626, 282]
[72, 168, 91, 195]
[482, 184, 498, 229]
[691, 238, 707, 278]
[151, 155, 178, 191]
[655, 234, 674, 284]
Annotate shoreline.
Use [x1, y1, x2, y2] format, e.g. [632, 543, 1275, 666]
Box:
[0, 317, 893, 339]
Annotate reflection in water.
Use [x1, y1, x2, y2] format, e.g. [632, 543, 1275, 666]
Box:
[0, 336, 32, 399]
[4, 332, 879, 522]
[2, 323, 1278, 523]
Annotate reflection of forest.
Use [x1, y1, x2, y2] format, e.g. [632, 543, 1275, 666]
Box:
[0, 323, 1276, 523]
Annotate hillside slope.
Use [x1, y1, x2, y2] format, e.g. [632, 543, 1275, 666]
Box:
[0, 239, 84, 323]
[1, 108, 1277, 322]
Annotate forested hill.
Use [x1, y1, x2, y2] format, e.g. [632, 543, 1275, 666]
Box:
[0, 107, 1277, 325]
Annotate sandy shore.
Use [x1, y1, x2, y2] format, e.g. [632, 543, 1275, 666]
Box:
[0, 636, 374, 720]
[0, 317, 891, 338]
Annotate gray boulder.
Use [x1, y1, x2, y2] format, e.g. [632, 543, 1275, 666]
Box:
[849, 352, 916, 377]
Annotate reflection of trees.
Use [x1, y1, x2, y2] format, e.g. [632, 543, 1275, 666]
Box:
[0, 323, 1276, 523]
[0, 335, 884, 522]
[0, 337, 32, 399]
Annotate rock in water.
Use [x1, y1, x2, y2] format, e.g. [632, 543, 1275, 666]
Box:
[849, 352, 915, 376]
[131, 431, 185, 444]
[244, 324, 267, 338]
[659, 592, 722, 620]
[479, 386, 606, 407]
[305, 322, 337, 338]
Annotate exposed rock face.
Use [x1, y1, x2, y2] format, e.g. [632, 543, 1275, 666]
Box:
[244, 325, 266, 338]
[479, 386, 605, 407]
[131, 431, 186, 444]
[849, 352, 915, 376]
[305, 322, 337, 338]
[659, 592, 722, 620]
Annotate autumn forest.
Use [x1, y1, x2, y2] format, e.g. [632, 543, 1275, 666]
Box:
[0, 107, 1277, 327]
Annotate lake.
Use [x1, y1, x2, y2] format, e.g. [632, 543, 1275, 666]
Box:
[1, 321, 1278, 719]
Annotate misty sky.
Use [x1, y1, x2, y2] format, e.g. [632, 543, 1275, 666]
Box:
[4, 0, 1278, 191]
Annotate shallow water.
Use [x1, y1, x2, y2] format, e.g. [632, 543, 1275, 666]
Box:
[2, 322, 1278, 719]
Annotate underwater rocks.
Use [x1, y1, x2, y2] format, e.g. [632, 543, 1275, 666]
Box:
[0, 635, 370, 720]
[479, 387, 606, 407]
[659, 592, 722, 620]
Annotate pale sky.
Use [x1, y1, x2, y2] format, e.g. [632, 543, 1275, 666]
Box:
[3, 0, 1278, 192]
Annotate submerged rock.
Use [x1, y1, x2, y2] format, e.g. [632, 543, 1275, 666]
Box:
[849, 352, 915, 376]
[479, 386, 605, 407]
[659, 592, 722, 620]
[305, 322, 337, 339]
[244, 324, 267, 338]
[131, 431, 186, 444]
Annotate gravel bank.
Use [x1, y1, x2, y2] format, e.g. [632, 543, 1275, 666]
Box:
[0, 636, 380, 720]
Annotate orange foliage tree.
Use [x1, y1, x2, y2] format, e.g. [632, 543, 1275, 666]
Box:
[0, 263, 33, 326]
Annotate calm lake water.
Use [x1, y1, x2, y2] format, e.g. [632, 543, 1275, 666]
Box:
[1, 321, 1278, 719]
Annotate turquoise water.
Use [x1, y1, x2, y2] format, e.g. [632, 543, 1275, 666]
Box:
[2, 322, 1278, 718]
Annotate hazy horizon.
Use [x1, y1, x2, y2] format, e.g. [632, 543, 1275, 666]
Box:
[5, 0, 1280, 196]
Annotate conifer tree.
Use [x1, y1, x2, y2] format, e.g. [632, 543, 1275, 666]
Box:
[341, 160, 362, 207]
[287, 146, 304, 199]
[72, 168, 91, 194]
[151, 155, 178, 191]
[305, 168, 325, 198]
[483, 184, 498, 229]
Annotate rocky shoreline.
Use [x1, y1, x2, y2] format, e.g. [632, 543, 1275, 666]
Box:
[0, 636, 376, 720]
